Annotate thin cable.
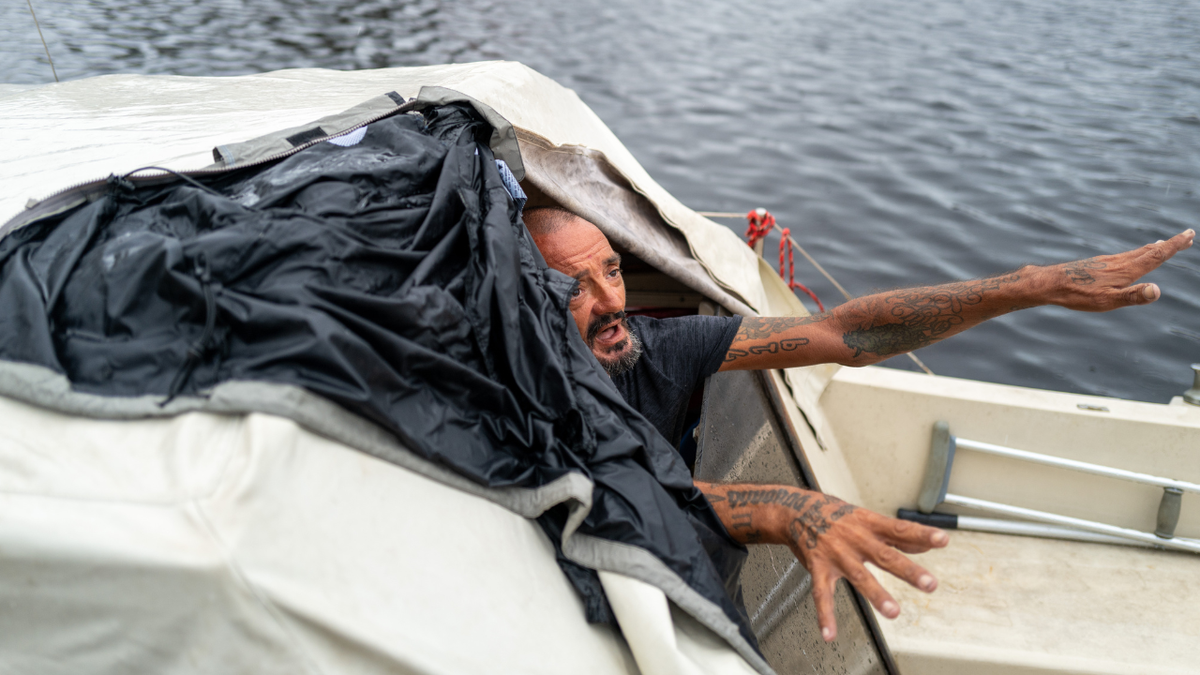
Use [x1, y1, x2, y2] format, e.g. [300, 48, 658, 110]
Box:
[774, 225, 852, 302]
[123, 166, 226, 198]
[26, 0, 58, 83]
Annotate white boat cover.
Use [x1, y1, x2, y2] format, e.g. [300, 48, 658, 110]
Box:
[0, 390, 753, 675]
[0, 63, 796, 674]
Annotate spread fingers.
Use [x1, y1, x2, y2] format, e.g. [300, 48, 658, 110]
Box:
[811, 571, 839, 642]
[841, 560, 900, 620]
[869, 543, 938, 593]
[877, 513, 949, 553]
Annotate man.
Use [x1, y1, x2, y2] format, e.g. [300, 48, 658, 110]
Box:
[525, 205, 1195, 642]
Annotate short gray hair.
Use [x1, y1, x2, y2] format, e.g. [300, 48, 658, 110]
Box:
[522, 206, 579, 238]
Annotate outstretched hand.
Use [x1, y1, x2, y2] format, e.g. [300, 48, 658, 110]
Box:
[782, 495, 947, 642]
[695, 482, 948, 642]
[1047, 229, 1194, 311]
[717, 228, 1195, 372]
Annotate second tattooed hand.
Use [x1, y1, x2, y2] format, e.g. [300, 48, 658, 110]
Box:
[695, 480, 949, 642]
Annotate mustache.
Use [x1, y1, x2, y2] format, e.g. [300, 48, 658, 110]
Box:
[586, 311, 627, 344]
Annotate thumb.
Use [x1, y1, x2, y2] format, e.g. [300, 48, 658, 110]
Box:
[1124, 283, 1160, 305]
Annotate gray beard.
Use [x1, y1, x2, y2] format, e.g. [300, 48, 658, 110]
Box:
[599, 327, 643, 378]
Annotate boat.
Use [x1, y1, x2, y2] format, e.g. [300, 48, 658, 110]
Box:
[1, 62, 1197, 675]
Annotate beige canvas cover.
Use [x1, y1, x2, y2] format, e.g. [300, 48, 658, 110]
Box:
[0, 63, 803, 674]
[0, 390, 761, 675]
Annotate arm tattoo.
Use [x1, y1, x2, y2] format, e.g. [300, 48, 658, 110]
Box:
[1062, 258, 1106, 285]
[841, 273, 1020, 358]
[736, 315, 827, 340]
[730, 512, 763, 543]
[723, 315, 825, 363]
[729, 488, 811, 510]
[725, 487, 858, 550]
[723, 338, 810, 362]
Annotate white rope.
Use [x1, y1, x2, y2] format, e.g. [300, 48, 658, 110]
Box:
[26, 0, 58, 83]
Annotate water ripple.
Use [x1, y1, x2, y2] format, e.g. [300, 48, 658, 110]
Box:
[3, 0, 1198, 402]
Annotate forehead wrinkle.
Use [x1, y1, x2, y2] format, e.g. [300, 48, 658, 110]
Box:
[572, 252, 621, 282]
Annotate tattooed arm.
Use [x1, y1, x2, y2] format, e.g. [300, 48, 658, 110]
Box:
[695, 480, 948, 642]
[719, 229, 1195, 370]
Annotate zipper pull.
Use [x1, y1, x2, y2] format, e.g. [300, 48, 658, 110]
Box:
[105, 174, 135, 194]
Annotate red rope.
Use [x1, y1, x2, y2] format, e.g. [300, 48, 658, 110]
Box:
[745, 209, 825, 313]
[744, 208, 774, 250]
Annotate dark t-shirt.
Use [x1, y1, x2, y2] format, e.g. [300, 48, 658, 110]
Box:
[611, 314, 743, 448]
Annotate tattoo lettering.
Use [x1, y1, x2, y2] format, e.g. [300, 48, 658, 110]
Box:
[723, 316, 824, 363]
[749, 338, 809, 355]
[718, 487, 859, 549]
[841, 273, 1020, 357]
[1062, 259, 1106, 285]
[730, 512, 763, 543]
[724, 337, 811, 362]
[729, 488, 812, 511]
[705, 494, 726, 503]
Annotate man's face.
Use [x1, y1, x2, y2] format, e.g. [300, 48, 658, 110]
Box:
[530, 216, 636, 374]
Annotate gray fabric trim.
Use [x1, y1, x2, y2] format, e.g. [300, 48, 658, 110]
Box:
[207, 92, 407, 168]
[0, 361, 770, 675]
[567, 533, 776, 675]
[207, 87, 526, 182]
[0, 360, 586, 520]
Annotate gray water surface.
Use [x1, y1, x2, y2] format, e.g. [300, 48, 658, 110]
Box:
[4, 0, 1199, 403]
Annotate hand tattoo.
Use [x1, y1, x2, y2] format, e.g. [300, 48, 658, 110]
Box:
[722, 488, 858, 550]
[841, 273, 1020, 357]
[1061, 258, 1107, 285]
[787, 497, 857, 550]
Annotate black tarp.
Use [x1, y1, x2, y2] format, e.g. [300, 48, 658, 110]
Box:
[0, 102, 754, 653]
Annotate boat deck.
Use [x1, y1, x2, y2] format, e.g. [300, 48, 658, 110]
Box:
[881, 530, 1199, 674]
[809, 365, 1200, 674]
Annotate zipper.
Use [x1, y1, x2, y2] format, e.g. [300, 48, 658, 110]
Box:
[2, 98, 419, 238]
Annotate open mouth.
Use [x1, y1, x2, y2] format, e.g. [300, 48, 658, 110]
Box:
[595, 322, 623, 344]
[587, 311, 628, 348]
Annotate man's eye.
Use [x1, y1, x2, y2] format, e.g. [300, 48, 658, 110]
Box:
[608, 268, 622, 278]
[571, 287, 583, 298]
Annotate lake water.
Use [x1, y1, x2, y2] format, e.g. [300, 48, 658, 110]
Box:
[3, 0, 1199, 403]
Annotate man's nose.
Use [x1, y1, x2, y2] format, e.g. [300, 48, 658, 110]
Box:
[593, 280, 624, 314]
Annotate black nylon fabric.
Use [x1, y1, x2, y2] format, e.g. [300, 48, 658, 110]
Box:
[0, 104, 755, 651]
